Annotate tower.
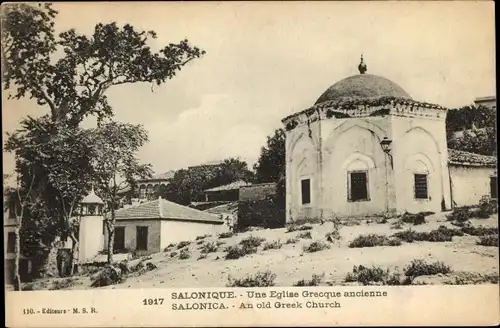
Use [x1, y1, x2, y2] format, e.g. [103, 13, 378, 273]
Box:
[77, 188, 105, 263]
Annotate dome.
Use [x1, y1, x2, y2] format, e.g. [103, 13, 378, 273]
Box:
[315, 74, 412, 105]
[82, 189, 103, 204]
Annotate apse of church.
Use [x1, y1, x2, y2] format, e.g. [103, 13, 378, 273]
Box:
[282, 56, 452, 222]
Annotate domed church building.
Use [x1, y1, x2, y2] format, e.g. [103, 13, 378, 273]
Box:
[281, 56, 496, 222]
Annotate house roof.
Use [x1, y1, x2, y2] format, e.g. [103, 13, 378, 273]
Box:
[205, 202, 238, 215]
[138, 170, 175, 182]
[204, 180, 252, 192]
[448, 149, 497, 167]
[113, 197, 223, 224]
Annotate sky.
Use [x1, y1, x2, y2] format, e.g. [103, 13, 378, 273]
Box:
[2, 1, 496, 178]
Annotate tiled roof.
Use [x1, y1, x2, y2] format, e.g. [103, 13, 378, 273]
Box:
[139, 170, 175, 182]
[113, 197, 223, 224]
[448, 149, 497, 167]
[204, 180, 252, 192]
[205, 202, 238, 215]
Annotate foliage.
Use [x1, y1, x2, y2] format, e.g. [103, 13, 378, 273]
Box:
[218, 232, 234, 239]
[303, 240, 330, 253]
[286, 224, 313, 233]
[348, 234, 401, 248]
[262, 240, 282, 251]
[239, 236, 266, 249]
[345, 265, 404, 286]
[92, 122, 152, 263]
[90, 265, 124, 287]
[226, 270, 276, 287]
[224, 244, 257, 260]
[197, 254, 208, 260]
[176, 241, 191, 249]
[254, 129, 286, 183]
[294, 273, 324, 287]
[2, 3, 205, 126]
[199, 242, 218, 254]
[400, 211, 434, 225]
[460, 226, 497, 236]
[285, 237, 300, 244]
[446, 207, 471, 224]
[404, 259, 451, 278]
[477, 196, 498, 218]
[195, 234, 210, 241]
[179, 248, 191, 260]
[477, 234, 499, 247]
[297, 231, 312, 239]
[446, 105, 496, 156]
[392, 226, 463, 243]
[155, 158, 253, 205]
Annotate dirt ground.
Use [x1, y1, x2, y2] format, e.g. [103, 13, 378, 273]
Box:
[18, 212, 500, 290]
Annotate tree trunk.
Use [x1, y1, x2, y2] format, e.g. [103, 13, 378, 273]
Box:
[69, 232, 78, 276]
[13, 224, 22, 291]
[107, 208, 116, 264]
[107, 223, 114, 264]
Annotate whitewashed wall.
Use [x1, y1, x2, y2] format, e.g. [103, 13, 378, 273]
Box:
[449, 165, 496, 207]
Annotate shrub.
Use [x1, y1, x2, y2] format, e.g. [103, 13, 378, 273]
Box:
[290, 217, 323, 226]
[446, 207, 471, 223]
[200, 242, 219, 254]
[348, 234, 401, 248]
[225, 244, 257, 260]
[391, 221, 404, 230]
[325, 229, 341, 243]
[303, 240, 330, 253]
[170, 251, 177, 258]
[461, 226, 498, 236]
[477, 234, 499, 247]
[145, 262, 157, 271]
[294, 273, 324, 286]
[401, 211, 433, 225]
[263, 240, 282, 251]
[179, 248, 191, 260]
[227, 270, 276, 287]
[216, 240, 225, 246]
[91, 265, 124, 288]
[196, 240, 204, 245]
[393, 226, 463, 243]
[404, 259, 451, 278]
[239, 236, 266, 249]
[218, 232, 234, 239]
[285, 237, 300, 244]
[195, 234, 210, 240]
[297, 231, 312, 239]
[345, 265, 404, 285]
[286, 224, 313, 233]
[197, 254, 208, 260]
[164, 244, 176, 252]
[49, 278, 76, 290]
[177, 241, 191, 249]
[476, 196, 498, 218]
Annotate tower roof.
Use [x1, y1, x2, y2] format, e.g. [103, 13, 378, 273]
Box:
[81, 189, 104, 204]
[315, 74, 412, 105]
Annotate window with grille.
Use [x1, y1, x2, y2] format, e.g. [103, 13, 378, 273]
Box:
[414, 174, 428, 199]
[491, 176, 498, 199]
[349, 172, 369, 201]
[301, 179, 311, 205]
[7, 232, 16, 253]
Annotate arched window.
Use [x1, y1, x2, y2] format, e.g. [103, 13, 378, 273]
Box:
[146, 184, 154, 200]
[342, 153, 375, 202]
[139, 185, 146, 199]
[405, 154, 433, 200]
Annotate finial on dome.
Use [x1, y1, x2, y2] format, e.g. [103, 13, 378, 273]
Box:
[358, 54, 367, 74]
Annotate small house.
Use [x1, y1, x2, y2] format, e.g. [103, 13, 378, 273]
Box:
[104, 197, 227, 255]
